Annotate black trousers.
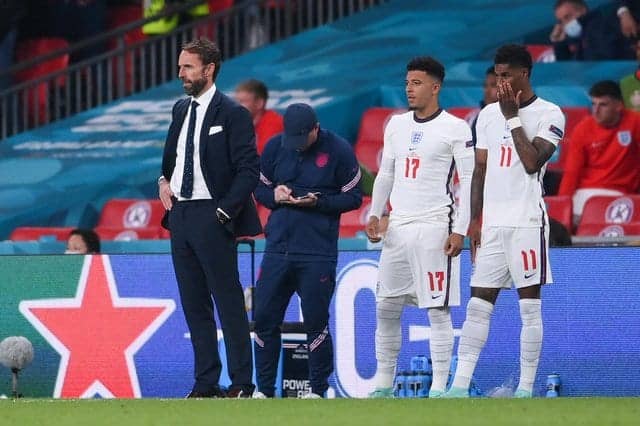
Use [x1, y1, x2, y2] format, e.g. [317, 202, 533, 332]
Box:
[169, 199, 253, 393]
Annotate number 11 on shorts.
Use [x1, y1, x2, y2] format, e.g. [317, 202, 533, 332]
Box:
[428, 271, 444, 292]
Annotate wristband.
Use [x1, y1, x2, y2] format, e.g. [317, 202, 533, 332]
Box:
[506, 117, 522, 131]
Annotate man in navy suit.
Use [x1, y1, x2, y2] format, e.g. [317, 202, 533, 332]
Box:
[158, 37, 261, 398]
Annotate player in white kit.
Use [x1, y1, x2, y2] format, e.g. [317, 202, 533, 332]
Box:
[365, 56, 475, 398]
[445, 44, 565, 398]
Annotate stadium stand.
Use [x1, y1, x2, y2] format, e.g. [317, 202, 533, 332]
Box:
[338, 196, 371, 238]
[354, 108, 402, 175]
[94, 226, 162, 241]
[574, 222, 640, 237]
[544, 195, 573, 232]
[448, 106, 479, 123]
[576, 195, 640, 236]
[525, 44, 556, 63]
[14, 37, 70, 125]
[97, 199, 166, 229]
[9, 226, 74, 242]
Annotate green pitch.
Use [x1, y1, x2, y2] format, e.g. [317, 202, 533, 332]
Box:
[2, 398, 638, 426]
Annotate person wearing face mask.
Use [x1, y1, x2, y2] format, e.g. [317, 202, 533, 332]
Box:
[549, 0, 634, 60]
[65, 229, 101, 254]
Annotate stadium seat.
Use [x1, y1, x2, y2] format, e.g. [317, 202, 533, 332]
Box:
[544, 195, 573, 232]
[577, 195, 640, 236]
[339, 196, 371, 237]
[95, 226, 162, 241]
[107, 5, 146, 93]
[574, 222, 640, 237]
[15, 37, 70, 125]
[256, 203, 271, 229]
[9, 226, 74, 242]
[549, 106, 590, 172]
[355, 108, 403, 174]
[97, 199, 166, 229]
[525, 44, 556, 63]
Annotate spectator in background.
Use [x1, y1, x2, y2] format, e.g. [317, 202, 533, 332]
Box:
[620, 39, 640, 111]
[252, 103, 362, 399]
[558, 80, 640, 226]
[549, 0, 634, 60]
[467, 66, 498, 141]
[617, 1, 640, 38]
[234, 79, 284, 154]
[48, 0, 108, 62]
[66, 229, 101, 254]
[0, 1, 26, 89]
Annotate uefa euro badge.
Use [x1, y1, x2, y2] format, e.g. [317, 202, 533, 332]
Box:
[617, 130, 631, 147]
[411, 131, 423, 145]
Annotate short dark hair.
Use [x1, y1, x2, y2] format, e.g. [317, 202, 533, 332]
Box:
[69, 228, 101, 254]
[407, 56, 445, 83]
[236, 79, 269, 101]
[554, 0, 587, 10]
[485, 65, 496, 76]
[589, 80, 623, 101]
[182, 38, 222, 81]
[494, 44, 533, 76]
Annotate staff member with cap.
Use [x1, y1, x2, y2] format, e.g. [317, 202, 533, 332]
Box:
[158, 37, 261, 398]
[252, 103, 362, 399]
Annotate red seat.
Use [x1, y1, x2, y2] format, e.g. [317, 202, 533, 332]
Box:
[256, 203, 271, 229]
[339, 196, 371, 237]
[575, 222, 640, 237]
[97, 199, 166, 229]
[15, 37, 70, 125]
[355, 108, 403, 175]
[576, 195, 640, 236]
[525, 44, 556, 63]
[550, 107, 590, 172]
[9, 226, 75, 241]
[95, 226, 162, 241]
[448, 106, 479, 125]
[544, 195, 573, 232]
[107, 6, 146, 94]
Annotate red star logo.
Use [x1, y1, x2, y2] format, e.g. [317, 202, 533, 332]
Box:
[19, 255, 175, 398]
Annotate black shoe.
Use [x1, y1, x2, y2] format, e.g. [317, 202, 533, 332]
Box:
[227, 386, 255, 399]
[186, 387, 227, 399]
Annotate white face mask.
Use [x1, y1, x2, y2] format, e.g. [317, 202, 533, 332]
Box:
[64, 250, 82, 255]
[564, 18, 582, 38]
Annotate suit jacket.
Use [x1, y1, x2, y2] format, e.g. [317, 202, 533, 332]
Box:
[161, 89, 262, 237]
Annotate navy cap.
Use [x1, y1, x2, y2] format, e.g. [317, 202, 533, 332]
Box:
[283, 103, 318, 150]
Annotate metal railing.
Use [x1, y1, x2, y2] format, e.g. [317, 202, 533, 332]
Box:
[0, 0, 386, 140]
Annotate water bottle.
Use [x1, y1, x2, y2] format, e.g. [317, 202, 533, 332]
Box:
[405, 372, 417, 398]
[546, 373, 561, 398]
[395, 371, 408, 398]
[410, 355, 428, 373]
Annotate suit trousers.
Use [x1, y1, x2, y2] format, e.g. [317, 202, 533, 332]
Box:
[169, 199, 253, 393]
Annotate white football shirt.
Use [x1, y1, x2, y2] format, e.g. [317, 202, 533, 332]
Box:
[370, 109, 474, 235]
[476, 96, 565, 227]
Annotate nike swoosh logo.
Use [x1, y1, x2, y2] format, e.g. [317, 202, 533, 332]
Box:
[524, 273, 536, 279]
[431, 295, 442, 299]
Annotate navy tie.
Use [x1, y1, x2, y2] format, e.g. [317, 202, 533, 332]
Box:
[180, 100, 199, 199]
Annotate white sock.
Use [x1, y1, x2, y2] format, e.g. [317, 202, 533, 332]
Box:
[427, 307, 453, 392]
[452, 297, 494, 390]
[518, 298, 543, 393]
[374, 296, 404, 389]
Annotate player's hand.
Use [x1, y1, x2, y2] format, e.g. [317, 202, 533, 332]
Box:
[549, 23, 566, 42]
[274, 185, 293, 204]
[468, 219, 482, 263]
[287, 192, 318, 208]
[365, 216, 382, 243]
[444, 233, 464, 257]
[497, 80, 521, 120]
[619, 10, 638, 38]
[159, 179, 174, 210]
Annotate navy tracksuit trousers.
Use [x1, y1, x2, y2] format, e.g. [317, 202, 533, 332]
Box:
[253, 254, 336, 397]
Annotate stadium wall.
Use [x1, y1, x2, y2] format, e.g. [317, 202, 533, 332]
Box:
[0, 247, 638, 398]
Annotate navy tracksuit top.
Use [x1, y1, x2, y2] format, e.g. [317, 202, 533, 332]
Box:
[255, 128, 363, 260]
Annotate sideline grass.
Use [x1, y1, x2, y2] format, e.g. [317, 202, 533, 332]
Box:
[2, 397, 638, 426]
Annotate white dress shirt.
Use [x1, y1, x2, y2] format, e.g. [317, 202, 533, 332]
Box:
[171, 84, 217, 201]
